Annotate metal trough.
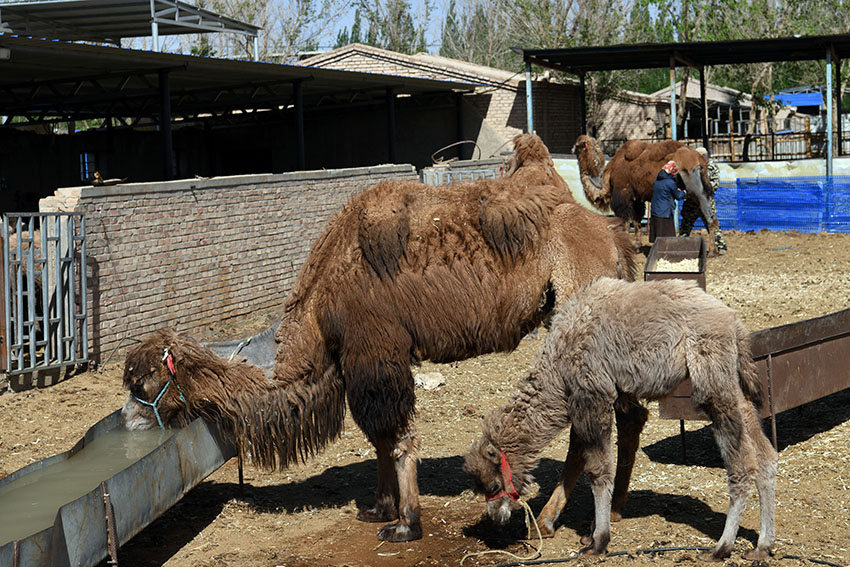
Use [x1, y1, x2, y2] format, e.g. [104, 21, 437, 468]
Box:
[0, 322, 280, 566]
[659, 306, 850, 449]
[0, 407, 235, 567]
[644, 236, 707, 291]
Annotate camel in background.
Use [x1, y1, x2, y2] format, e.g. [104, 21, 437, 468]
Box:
[574, 136, 719, 255]
[121, 134, 637, 543]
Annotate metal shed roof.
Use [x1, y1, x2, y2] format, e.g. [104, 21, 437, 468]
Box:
[0, 34, 478, 125]
[0, 0, 259, 44]
[514, 34, 850, 74]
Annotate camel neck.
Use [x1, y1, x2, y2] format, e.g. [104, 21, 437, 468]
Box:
[491, 364, 571, 471]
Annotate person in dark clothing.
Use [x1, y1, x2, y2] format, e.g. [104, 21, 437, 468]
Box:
[649, 160, 687, 243]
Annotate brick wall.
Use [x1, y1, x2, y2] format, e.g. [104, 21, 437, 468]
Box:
[46, 165, 418, 361]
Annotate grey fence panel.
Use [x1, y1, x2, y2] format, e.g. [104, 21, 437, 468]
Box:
[421, 168, 500, 186]
[2, 213, 88, 377]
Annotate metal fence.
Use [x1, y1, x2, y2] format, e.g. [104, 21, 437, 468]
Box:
[1, 213, 88, 378]
[420, 168, 500, 186]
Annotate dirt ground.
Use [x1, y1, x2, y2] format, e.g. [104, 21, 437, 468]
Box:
[2, 229, 850, 567]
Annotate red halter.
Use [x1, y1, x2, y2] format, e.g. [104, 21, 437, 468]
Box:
[487, 450, 520, 502]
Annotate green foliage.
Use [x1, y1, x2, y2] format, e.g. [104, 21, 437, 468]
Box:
[354, 0, 433, 54]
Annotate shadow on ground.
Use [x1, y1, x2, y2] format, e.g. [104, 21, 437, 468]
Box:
[644, 388, 850, 467]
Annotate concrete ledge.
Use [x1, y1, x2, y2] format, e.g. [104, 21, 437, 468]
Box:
[76, 164, 418, 199]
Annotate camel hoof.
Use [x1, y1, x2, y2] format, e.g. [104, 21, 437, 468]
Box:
[610, 510, 623, 523]
[696, 550, 731, 562]
[580, 534, 593, 547]
[743, 548, 771, 561]
[579, 544, 606, 557]
[378, 521, 422, 542]
[537, 519, 557, 539]
[357, 505, 397, 523]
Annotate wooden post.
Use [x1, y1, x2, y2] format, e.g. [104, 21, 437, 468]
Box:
[729, 106, 736, 161]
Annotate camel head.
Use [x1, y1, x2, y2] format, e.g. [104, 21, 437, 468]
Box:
[671, 146, 717, 230]
[573, 134, 607, 207]
[463, 437, 531, 525]
[120, 329, 200, 430]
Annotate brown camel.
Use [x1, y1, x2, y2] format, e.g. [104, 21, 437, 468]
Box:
[121, 134, 637, 543]
[572, 134, 607, 209]
[503, 133, 575, 202]
[464, 277, 776, 562]
[574, 137, 719, 255]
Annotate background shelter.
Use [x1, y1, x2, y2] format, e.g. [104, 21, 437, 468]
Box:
[0, 34, 476, 212]
[514, 34, 850, 174]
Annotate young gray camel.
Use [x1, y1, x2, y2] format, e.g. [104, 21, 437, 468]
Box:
[464, 277, 777, 562]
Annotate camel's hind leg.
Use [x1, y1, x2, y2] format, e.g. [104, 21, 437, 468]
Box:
[698, 398, 762, 562]
[743, 405, 777, 560]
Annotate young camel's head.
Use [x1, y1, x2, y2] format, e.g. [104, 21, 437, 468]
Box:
[463, 436, 531, 525]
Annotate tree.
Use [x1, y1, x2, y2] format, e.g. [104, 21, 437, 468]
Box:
[352, 0, 433, 54]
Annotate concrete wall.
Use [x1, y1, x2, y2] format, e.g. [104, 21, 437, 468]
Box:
[43, 165, 419, 362]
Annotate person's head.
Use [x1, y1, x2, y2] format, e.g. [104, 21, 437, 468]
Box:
[695, 146, 709, 158]
[662, 160, 679, 175]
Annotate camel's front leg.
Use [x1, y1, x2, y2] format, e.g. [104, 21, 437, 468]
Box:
[572, 401, 614, 557]
[632, 219, 643, 249]
[611, 400, 649, 521]
[377, 422, 422, 542]
[536, 428, 586, 537]
[358, 440, 399, 523]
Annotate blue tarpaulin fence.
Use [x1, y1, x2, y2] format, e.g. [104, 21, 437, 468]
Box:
[689, 176, 850, 233]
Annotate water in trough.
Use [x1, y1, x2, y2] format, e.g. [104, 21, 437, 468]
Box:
[0, 427, 172, 546]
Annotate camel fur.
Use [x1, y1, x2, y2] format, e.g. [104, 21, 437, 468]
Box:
[503, 133, 574, 202]
[574, 137, 719, 256]
[572, 134, 607, 209]
[120, 134, 637, 543]
[464, 278, 776, 562]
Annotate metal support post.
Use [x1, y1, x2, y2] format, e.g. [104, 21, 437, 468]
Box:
[525, 61, 534, 134]
[158, 69, 174, 180]
[293, 80, 305, 170]
[386, 87, 396, 163]
[827, 48, 834, 177]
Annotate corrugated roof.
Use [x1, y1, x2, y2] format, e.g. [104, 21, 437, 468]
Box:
[513, 34, 850, 74]
[0, 34, 478, 124]
[0, 0, 258, 43]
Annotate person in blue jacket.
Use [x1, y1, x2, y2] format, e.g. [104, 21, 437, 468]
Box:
[649, 160, 687, 242]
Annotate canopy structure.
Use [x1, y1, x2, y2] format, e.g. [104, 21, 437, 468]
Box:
[0, 34, 477, 175]
[0, 0, 261, 59]
[514, 34, 850, 173]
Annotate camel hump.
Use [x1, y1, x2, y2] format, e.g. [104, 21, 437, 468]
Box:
[357, 184, 412, 278]
[622, 140, 648, 161]
[479, 183, 559, 264]
[645, 140, 685, 163]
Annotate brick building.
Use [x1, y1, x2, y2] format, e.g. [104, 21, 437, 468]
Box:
[299, 44, 583, 158]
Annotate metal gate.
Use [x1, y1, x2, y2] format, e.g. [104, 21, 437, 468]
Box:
[1, 213, 88, 378]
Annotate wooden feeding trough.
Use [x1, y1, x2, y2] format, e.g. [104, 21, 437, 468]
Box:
[643, 236, 707, 291]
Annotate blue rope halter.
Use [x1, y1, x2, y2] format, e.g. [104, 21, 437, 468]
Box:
[133, 348, 186, 430]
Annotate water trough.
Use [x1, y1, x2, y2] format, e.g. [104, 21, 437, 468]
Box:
[0, 410, 236, 567]
[0, 323, 284, 567]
